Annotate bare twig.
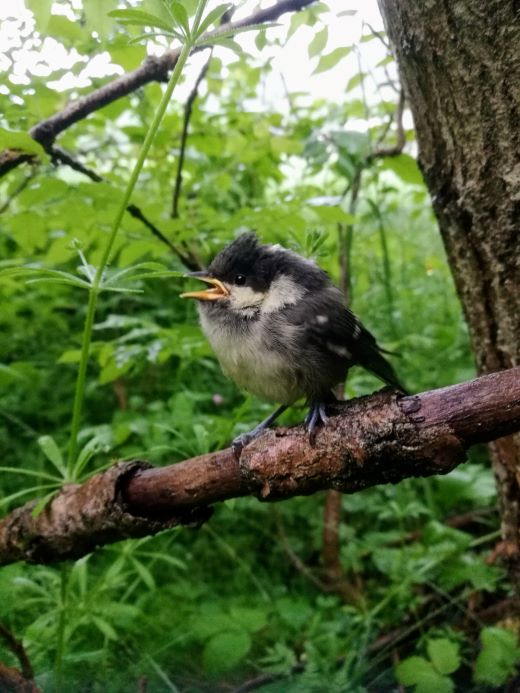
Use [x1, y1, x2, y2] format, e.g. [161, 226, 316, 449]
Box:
[0, 172, 35, 215]
[171, 49, 213, 219]
[0, 622, 34, 680]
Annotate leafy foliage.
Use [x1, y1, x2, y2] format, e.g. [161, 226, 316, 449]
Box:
[0, 0, 514, 691]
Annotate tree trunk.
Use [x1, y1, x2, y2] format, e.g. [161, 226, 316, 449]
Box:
[378, 0, 520, 581]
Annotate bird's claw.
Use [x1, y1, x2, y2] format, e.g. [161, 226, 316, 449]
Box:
[305, 401, 330, 443]
[231, 431, 255, 459]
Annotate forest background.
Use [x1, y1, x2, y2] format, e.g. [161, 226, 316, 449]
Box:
[0, 0, 517, 691]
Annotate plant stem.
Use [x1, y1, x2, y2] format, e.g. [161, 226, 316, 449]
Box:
[54, 564, 68, 685]
[66, 36, 197, 473]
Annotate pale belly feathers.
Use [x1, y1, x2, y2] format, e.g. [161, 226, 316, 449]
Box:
[199, 309, 304, 404]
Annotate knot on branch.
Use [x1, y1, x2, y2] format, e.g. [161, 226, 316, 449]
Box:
[0, 461, 180, 565]
[239, 390, 467, 501]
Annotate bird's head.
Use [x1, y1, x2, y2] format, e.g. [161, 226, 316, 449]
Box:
[180, 232, 328, 315]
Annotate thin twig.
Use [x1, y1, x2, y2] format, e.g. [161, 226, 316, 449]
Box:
[0, 171, 35, 214]
[171, 49, 213, 219]
[0, 622, 34, 680]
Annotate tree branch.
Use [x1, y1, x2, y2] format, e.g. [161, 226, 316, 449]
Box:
[0, 368, 518, 567]
[0, 0, 316, 179]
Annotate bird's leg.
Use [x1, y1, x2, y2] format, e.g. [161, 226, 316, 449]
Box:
[305, 400, 330, 443]
[232, 404, 288, 456]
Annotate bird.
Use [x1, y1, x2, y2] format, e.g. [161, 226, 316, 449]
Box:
[181, 232, 406, 450]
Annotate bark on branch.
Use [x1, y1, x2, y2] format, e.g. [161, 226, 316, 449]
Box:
[1, 368, 519, 567]
[0, 0, 315, 179]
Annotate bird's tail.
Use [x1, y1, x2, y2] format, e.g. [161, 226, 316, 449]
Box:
[357, 339, 408, 394]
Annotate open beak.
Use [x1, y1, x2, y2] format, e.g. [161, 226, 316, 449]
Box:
[180, 272, 230, 301]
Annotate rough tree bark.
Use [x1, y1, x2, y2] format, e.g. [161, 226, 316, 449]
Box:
[378, 0, 520, 582]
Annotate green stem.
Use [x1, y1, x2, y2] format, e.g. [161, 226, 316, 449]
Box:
[66, 36, 197, 473]
[54, 564, 68, 685]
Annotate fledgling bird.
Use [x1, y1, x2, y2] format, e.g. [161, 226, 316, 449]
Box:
[181, 233, 406, 449]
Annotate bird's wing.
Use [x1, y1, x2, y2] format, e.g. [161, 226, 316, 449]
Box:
[285, 289, 407, 393]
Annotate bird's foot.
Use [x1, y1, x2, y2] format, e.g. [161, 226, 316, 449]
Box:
[231, 404, 289, 459]
[231, 430, 259, 458]
[305, 401, 329, 443]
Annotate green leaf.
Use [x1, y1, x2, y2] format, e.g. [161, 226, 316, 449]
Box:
[91, 616, 118, 641]
[255, 30, 267, 50]
[475, 627, 520, 686]
[46, 15, 85, 45]
[427, 639, 460, 675]
[308, 27, 328, 58]
[346, 72, 365, 91]
[31, 490, 59, 518]
[416, 672, 454, 693]
[0, 128, 48, 160]
[108, 9, 173, 32]
[132, 559, 156, 590]
[198, 36, 243, 55]
[396, 657, 454, 693]
[313, 47, 351, 74]
[37, 435, 66, 476]
[169, 2, 190, 36]
[381, 154, 424, 185]
[288, 9, 310, 38]
[396, 656, 433, 686]
[203, 630, 251, 675]
[26, 0, 52, 31]
[229, 607, 268, 633]
[195, 3, 232, 37]
[58, 350, 83, 364]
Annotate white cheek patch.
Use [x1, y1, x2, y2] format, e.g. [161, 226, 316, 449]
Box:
[261, 275, 305, 313]
[227, 285, 265, 311]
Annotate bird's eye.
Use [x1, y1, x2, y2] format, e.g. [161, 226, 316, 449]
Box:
[234, 274, 246, 286]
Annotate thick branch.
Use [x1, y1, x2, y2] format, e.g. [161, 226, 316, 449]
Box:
[0, 368, 519, 566]
[0, 0, 315, 179]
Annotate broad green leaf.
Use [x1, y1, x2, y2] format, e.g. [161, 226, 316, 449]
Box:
[0, 128, 47, 160]
[47, 15, 85, 45]
[427, 639, 460, 675]
[308, 27, 328, 58]
[474, 627, 520, 686]
[84, 0, 117, 39]
[313, 47, 351, 74]
[381, 154, 424, 186]
[395, 656, 433, 686]
[229, 607, 268, 633]
[203, 630, 251, 675]
[26, 0, 52, 31]
[37, 435, 66, 476]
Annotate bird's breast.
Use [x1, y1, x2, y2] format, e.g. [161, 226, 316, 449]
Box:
[199, 307, 304, 404]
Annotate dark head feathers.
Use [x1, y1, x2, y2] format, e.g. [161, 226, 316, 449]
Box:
[208, 232, 330, 292]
